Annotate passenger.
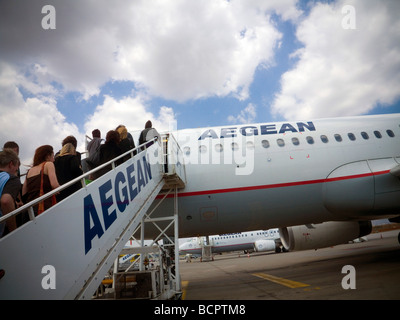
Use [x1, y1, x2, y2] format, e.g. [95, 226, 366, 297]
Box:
[0, 149, 21, 237]
[54, 143, 83, 202]
[91, 130, 122, 180]
[116, 125, 135, 149]
[56, 136, 82, 163]
[3, 141, 19, 156]
[3, 141, 20, 178]
[3, 141, 23, 209]
[116, 125, 136, 161]
[86, 129, 103, 171]
[138, 120, 161, 150]
[22, 145, 60, 216]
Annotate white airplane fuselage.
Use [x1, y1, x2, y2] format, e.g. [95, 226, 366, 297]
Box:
[147, 114, 400, 239]
[179, 229, 280, 255]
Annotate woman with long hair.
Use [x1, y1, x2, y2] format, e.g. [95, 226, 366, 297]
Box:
[22, 145, 60, 216]
[54, 143, 83, 202]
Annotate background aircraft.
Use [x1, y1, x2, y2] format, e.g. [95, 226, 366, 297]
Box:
[179, 229, 282, 257]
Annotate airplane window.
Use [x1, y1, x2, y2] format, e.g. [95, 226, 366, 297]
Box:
[292, 137, 300, 146]
[246, 141, 255, 150]
[374, 131, 382, 139]
[348, 133, 356, 141]
[387, 129, 395, 137]
[361, 132, 369, 140]
[261, 140, 270, 148]
[215, 144, 223, 152]
[320, 135, 328, 143]
[334, 134, 342, 142]
[183, 147, 191, 156]
[277, 139, 285, 147]
[306, 136, 314, 144]
[199, 145, 207, 153]
[231, 142, 239, 151]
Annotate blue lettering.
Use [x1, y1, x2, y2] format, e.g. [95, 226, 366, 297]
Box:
[84, 194, 104, 254]
[83, 154, 156, 254]
[99, 180, 117, 230]
[197, 121, 316, 139]
[115, 171, 129, 213]
[297, 121, 316, 132]
[260, 124, 277, 135]
[240, 126, 258, 136]
[142, 155, 152, 183]
[126, 163, 138, 201]
[137, 159, 146, 192]
[220, 127, 237, 138]
[279, 123, 297, 134]
[199, 129, 218, 140]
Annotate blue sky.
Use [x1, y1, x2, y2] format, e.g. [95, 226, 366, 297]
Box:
[1, 0, 399, 168]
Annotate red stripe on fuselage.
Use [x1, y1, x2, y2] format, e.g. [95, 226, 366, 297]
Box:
[157, 170, 390, 199]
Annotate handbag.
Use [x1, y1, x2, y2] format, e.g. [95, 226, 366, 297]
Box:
[37, 162, 57, 215]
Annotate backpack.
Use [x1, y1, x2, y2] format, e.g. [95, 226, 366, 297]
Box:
[86, 139, 102, 168]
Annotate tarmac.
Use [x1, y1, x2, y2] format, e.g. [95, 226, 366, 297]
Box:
[179, 230, 400, 300]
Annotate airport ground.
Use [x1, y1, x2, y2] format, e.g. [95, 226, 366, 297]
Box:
[179, 230, 400, 300]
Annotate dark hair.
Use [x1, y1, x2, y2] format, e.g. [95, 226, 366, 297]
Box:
[145, 120, 152, 129]
[33, 145, 54, 166]
[62, 136, 77, 148]
[92, 129, 101, 138]
[3, 141, 19, 152]
[105, 130, 120, 144]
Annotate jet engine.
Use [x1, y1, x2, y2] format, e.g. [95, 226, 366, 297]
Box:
[279, 221, 372, 251]
[254, 239, 276, 252]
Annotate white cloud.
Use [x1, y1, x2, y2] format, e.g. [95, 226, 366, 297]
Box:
[272, 0, 400, 120]
[0, 0, 301, 167]
[227, 103, 257, 124]
[0, 63, 80, 172]
[0, 0, 297, 102]
[110, 0, 298, 101]
[84, 95, 176, 143]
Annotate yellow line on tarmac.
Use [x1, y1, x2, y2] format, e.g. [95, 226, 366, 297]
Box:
[181, 280, 189, 300]
[252, 273, 310, 289]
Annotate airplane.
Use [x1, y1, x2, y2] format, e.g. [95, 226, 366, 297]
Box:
[179, 228, 282, 257]
[144, 113, 400, 251]
[1, 113, 400, 300]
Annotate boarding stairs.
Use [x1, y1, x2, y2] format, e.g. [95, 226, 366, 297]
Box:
[0, 134, 186, 299]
